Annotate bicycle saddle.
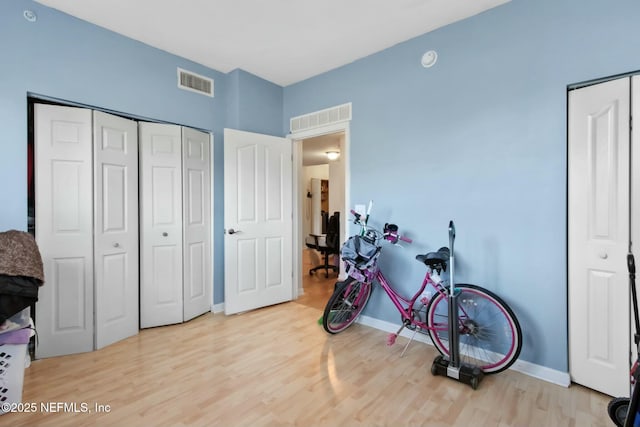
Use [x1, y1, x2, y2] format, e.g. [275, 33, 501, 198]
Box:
[416, 247, 450, 270]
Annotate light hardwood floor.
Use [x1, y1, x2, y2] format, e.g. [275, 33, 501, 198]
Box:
[3, 253, 612, 427]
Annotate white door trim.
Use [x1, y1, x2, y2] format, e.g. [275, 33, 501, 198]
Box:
[289, 120, 351, 299]
[632, 75, 640, 365]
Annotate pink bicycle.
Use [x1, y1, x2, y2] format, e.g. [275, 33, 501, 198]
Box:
[322, 209, 522, 377]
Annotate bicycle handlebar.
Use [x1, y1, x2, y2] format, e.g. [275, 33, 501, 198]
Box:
[348, 208, 411, 245]
[383, 230, 412, 244]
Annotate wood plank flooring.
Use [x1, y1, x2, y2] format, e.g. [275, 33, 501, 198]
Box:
[2, 252, 613, 426]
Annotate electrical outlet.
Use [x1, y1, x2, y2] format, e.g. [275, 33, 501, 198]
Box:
[355, 204, 366, 216]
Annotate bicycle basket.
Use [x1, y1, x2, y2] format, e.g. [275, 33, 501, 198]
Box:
[341, 235, 380, 270]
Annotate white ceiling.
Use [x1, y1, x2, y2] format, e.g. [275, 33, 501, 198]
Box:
[34, 0, 509, 87]
[303, 133, 344, 166]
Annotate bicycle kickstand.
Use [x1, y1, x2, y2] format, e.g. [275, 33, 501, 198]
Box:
[400, 328, 418, 358]
[387, 320, 417, 357]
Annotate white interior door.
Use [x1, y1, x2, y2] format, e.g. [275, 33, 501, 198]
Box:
[139, 122, 183, 328]
[568, 76, 630, 397]
[224, 128, 293, 314]
[35, 104, 94, 358]
[182, 127, 212, 321]
[93, 111, 139, 349]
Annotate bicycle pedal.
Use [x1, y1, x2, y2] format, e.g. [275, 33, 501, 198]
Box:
[387, 333, 397, 346]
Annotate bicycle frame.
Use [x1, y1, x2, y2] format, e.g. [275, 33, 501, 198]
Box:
[346, 259, 447, 333]
[343, 205, 448, 334]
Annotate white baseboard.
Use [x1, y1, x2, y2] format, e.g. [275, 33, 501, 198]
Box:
[212, 303, 225, 314]
[356, 314, 571, 388]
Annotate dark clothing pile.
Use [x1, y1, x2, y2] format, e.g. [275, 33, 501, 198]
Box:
[0, 230, 44, 324]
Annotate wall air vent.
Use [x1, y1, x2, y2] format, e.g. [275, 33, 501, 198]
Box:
[290, 102, 352, 133]
[177, 68, 214, 97]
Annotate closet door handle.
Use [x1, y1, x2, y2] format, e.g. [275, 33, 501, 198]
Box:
[113, 242, 120, 248]
[162, 232, 168, 237]
[227, 228, 241, 235]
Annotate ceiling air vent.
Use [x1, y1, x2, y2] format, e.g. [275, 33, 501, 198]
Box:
[290, 102, 351, 133]
[177, 68, 214, 97]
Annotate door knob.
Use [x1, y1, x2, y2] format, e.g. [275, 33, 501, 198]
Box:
[113, 242, 120, 248]
[598, 252, 608, 259]
[227, 228, 241, 235]
[162, 232, 168, 237]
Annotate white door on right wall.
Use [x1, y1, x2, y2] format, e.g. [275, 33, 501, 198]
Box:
[568, 76, 630, 397]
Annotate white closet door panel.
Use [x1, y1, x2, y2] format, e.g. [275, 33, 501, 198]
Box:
[568, 77, 630, 397]
[139, 122, 183, 328]
[93, 111, 139, 349]
[182, 127, 212, 321]
[35, 104, 93, 358]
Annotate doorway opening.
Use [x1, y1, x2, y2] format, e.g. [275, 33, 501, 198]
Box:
[296, 131, 346, 310]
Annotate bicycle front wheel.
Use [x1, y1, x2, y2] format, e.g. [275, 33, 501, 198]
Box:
[322, 278, 372, 334]
[425, 283, 522, 374]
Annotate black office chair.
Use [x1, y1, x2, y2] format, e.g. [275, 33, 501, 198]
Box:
[306, 211, 340, 278]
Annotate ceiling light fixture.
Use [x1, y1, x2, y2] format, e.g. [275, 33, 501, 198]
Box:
[326, 151, 340, 161]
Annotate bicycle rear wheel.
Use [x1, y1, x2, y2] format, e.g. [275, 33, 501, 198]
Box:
[608, 397, 629, 427]
[425, 283, 522, 374]
[323, 278, 372, 334]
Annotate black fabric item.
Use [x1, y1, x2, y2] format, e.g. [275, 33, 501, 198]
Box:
[307, 211, 341, 277]
[325, 212, 340, 249]
[416, 247, 450, 271]
[0, 274, 40, 324]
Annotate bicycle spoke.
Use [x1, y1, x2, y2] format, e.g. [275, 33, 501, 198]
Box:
[323, 279, 372, 334]
[426, 284, 521, 373]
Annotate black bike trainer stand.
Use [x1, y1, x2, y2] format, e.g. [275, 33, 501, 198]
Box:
[430, 221, 485, 390]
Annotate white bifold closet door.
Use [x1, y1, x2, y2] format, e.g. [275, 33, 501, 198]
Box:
[35, 105, 139, 358]
[93, 111, 139, 350]
[182, 127, 212, 322]
[139, 123, 211, 328]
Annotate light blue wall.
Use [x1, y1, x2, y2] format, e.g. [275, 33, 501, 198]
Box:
[284, 0, 640, 371]
[227, 69, 283, 137]
[0, 0, 285, 306]
[5, 0, 640, 373]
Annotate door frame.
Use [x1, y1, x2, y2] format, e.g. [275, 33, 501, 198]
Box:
[632, 75, 640, 366]
[289, 121, 351, 298]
